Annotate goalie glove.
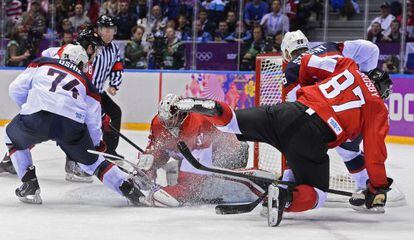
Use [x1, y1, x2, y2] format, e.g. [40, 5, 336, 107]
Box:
[174, 98, 222, 116]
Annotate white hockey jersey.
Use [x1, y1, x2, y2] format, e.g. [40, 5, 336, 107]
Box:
[9, 57, 102, 145]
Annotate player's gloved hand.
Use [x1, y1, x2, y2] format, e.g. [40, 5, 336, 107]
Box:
[95, 140, 107, 153]
[102, 113, 111, 133]
[136, 153, 154, 171]
[365, 177, 393, 209]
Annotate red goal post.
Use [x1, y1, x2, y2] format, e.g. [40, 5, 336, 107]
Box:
[254, 53, 285, 176]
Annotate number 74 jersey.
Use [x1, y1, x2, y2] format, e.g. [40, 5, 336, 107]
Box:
[296, 56, 389, 188]
[9, 57, 102, 145]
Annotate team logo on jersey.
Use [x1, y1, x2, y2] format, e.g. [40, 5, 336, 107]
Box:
[327, 117, 343, 135]
[75, 112, 85, 120]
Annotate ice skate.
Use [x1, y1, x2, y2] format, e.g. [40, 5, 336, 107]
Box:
[0, 153, 17, 175]
[65, 158, 93, 183]
[15, 166, 42, 204]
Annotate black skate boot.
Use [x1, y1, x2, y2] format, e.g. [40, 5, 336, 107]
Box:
[119, 179, 147, 206]
[65, 157, 93, 183]
[267, 184, 293, 227]
[0, 153, 17, 175]
[16, 166, 42, 204]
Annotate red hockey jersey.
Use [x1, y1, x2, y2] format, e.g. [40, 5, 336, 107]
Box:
[296, 57, 389, 188]
[145, 113, 219, 169]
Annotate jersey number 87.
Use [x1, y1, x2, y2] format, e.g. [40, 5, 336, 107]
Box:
[319, 69, 366, 113]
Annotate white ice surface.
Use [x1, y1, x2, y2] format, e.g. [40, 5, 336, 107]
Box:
[0, 128, 413, 240]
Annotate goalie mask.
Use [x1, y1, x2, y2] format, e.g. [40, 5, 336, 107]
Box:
[368, 68, 393, 100]
[158, 94, 187, 131]
[281, 30, 309, 61]
[60, 44, 89, 73]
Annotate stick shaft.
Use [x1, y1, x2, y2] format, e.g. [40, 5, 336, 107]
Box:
[109, 124, 145, 153]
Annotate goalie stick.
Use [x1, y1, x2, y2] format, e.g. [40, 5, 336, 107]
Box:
[177, 141, 294, 186]
[177, 141, 353, 213]
[177, 141, 352, 196]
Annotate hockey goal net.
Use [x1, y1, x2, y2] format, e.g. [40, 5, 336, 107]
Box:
[254, 53, 406, 206]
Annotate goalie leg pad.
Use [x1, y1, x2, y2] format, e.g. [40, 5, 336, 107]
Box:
[147, 186, 181, 207]
[285, 185, 326, 212]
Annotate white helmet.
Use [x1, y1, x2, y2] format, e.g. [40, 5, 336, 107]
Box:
[281, 30, 310, 61]
[60, 44, 89, 72]
[158, 93, 187, 130]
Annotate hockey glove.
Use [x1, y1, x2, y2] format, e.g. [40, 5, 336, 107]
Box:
[95, 140, 107, 153]
[102, 113, 111, 133]
[365, 177, 393, 209]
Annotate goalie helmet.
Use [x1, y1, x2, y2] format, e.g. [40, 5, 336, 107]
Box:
[368, 68, 393, 100]
[281, 30, 309, 61]
[60, 44, 89, 72]
[158, 94, 187, 130]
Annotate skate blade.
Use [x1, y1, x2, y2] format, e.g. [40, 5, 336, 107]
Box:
[268, 185, 280, 227]
[65, 173, 93, 183]
[350, 204, 385, 214]
[18, 190, 42, 204]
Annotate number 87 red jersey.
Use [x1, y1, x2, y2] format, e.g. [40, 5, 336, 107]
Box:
[296, 55, 389, 188]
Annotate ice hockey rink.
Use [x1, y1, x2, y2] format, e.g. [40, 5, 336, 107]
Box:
[0, 128, 413, 240]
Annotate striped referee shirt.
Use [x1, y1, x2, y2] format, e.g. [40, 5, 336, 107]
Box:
[92, 42, 124, 93]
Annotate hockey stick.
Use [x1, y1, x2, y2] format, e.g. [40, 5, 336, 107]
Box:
[215, 191, 268, 215]
[87, 150, 153, 172]
[177, 141, 294, 186]
[177, 141, 353, 197]
[109, 124, 145, 153]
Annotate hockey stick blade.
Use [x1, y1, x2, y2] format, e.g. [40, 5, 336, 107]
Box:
[177, 141, 294, 187]
[215, 191, 268, 215]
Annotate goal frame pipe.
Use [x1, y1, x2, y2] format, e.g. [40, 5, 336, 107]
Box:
[254, 53, 282, 169]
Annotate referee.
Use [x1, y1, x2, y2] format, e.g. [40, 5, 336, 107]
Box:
[94, 15, 124, 159]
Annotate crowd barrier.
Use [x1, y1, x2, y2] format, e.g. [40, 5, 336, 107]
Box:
[3, 40, 414, 71]
[0, 68, 412, 144]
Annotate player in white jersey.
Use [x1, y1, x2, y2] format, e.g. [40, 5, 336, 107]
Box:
[3, 45, 156, 205]
[0, 27, 106, 183]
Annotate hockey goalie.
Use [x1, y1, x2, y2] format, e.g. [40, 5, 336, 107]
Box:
[141, 94, 264, 206]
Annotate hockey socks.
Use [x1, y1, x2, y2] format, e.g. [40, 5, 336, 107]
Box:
[92, 159, 129, 195]
[285, 185, 327, 212]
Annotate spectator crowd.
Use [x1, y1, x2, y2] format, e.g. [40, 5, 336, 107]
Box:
[0, 0, 413, 71]
[2, 0, 324, 70]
